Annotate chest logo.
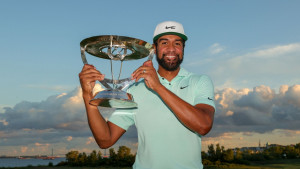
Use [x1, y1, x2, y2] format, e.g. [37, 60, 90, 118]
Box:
[180, 85, 189, 89]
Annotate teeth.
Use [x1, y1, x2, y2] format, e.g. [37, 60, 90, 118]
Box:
[166, 55, 176, 58]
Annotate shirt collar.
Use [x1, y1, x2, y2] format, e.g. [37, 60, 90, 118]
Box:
[157, 68, 189, 84]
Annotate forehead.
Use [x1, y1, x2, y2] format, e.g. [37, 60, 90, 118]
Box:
[157, 34, 183, 41]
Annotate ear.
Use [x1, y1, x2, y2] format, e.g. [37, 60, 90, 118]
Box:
[153, 44, 157, 54]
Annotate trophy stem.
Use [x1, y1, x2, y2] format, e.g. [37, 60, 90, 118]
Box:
[118, 61, 123, 82]
[110, 60, 116, 89]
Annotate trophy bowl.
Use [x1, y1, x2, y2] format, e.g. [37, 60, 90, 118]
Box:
[80, 35, 153, 108]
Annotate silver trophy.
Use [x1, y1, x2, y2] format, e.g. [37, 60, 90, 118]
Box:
[80, 35, 153, 108]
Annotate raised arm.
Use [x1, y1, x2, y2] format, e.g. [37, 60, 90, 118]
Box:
[132, 61, 215, 135]
[79, 64, 126, 148]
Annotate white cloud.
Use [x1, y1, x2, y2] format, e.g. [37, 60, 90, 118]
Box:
[244, 43, 300, 59]
[0, 119, 8, 126]
[209, 43, 225, 54]
[185, 42, 300, 90]
[212, 84, 300, 137]
[24, 84, 74, 92]
[21, 146, 28, 153]
[67, 136, 73, 141]
[1, 83, 299, 155]
[86, 137, 95, 145]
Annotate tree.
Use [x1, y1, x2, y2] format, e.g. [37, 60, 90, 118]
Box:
[117, 146, 131, 159]
[207, 144, 216, 161]
[97, 150, 103, 165]
[242, 149, 252, 160]
[77, 152, 87, 166]
[116, 146, 135, 167]
[268, 145, 283, 158]
[88, 150, 98, 166]
[284, 145, 297, 159]
[109, 148, 117, 166]
[223, 149, 234, 162]
[234, 148, 242, 160]
[65, 151, 79, 166]
[215, 144, 224, 161]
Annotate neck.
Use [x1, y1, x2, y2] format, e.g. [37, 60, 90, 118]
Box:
[158, 66, 180, 81]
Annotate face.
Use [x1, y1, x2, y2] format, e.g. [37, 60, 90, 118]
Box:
[155, 35, 184, 71]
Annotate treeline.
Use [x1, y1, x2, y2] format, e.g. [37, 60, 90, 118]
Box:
[202, 142, 300, 165]
[58, 142, 300, 167]
[58, 146, 135, 167]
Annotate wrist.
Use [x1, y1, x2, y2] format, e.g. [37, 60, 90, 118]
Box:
[153, 84, 165, 93]
[82, 92, 94, 102]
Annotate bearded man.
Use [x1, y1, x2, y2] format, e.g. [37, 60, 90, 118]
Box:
[79, 21, 215, 169]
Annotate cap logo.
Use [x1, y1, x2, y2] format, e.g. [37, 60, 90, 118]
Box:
[165, 26, 176, 29]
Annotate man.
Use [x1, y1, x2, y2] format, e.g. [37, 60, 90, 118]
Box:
[79, 21, 215, 169]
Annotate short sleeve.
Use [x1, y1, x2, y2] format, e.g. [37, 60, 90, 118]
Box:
[108, 108, 135, 130]
[193, 75, 216, 109]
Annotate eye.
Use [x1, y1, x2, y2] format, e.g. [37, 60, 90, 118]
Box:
[175, 42, 182, 46]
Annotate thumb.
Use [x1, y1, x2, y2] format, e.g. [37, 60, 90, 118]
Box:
[143, 60, 153, 67]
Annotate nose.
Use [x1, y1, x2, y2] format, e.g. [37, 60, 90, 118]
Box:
[167, 43, 176, 52]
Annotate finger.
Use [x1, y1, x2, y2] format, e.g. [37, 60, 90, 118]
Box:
[79, 69, 105, 81]
[143, 60, 153, 67]
[132, 67, 148, 80]
[79, 71, 105, 81]
[82, 64, 95, 71]
[134, 71, 147, 82]
[80, 66, 103, 76]
[83, 76, 104, 83]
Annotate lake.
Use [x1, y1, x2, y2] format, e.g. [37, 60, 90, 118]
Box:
[0, 158, 66, 167]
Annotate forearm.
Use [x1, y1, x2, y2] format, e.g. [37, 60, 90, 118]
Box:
[83, 93, 112, 147]
[154, 85, 214, 135]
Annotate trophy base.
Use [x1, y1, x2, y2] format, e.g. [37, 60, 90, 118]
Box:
[89, 89, 137, 108]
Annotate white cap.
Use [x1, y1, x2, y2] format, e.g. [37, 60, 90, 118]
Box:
[153, 21, 188, 42]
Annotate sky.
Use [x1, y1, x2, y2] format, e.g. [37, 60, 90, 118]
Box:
[0, 0, 300, 156]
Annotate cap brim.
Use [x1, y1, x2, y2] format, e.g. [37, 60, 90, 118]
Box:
[153, 32, 188, 42]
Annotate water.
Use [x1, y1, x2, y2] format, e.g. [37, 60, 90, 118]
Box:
[0, 158, 66, 167]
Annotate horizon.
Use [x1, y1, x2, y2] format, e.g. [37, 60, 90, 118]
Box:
[1, 141, 298, 157]
[1, 0, 300, 156]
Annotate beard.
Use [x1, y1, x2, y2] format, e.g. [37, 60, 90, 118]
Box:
[156, 53, 183, 71]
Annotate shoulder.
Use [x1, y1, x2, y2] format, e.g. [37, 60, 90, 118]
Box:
[180, 68, 212, 80]
[186, 73, 213, 85]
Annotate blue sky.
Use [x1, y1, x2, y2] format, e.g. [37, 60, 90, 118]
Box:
[0, 0, 300, 156]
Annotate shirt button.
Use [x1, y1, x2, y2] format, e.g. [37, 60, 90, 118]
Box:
[169, 83, 171, 85]
[162, 78, 165, 80]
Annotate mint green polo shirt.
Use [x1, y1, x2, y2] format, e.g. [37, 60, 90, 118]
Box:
[109, 68, 215, 169]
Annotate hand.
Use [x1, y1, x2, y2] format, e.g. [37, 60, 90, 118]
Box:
[79, 64, 105, 98]
[131, 60, 162, 91]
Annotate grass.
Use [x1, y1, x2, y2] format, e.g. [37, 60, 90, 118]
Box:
[0, 167, 131, 169]
[204, 159, 300, 169]
[1, 159, 299, 169]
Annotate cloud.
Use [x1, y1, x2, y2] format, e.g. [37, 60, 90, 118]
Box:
[0, 84, 137, 155]
[35, 142, 50, 147]
[21, 146, 28, 153]
[185, 42, 300, 89]
[86, 137, 95, 145]
[24, 84, 74, 92]
[1, 82, 299, 155]
[209, 43, 225, 54]
[67, 136, 73, 141]
[211, 84, 300, 137]
[217, 43, 300, 89]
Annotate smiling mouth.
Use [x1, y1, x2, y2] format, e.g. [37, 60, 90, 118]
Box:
[163, 54, 179, 63]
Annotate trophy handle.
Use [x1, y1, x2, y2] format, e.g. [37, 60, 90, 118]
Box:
[81, 46, 113, 90]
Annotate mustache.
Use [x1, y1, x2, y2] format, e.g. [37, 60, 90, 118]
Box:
[162, 52, 180, 58]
